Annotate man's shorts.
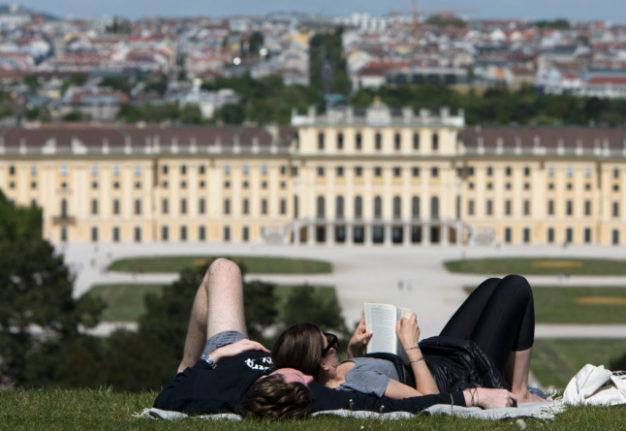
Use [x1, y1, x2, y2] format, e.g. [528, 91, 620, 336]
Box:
[200, 330, 247, 363]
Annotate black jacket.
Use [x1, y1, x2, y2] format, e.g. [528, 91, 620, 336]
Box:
[367, 335, 509, 393]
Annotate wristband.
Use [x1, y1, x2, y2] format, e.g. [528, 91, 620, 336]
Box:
[410, 356, 424, 364]
[205, 356, 217, 369]
[407, 345, 421, 350]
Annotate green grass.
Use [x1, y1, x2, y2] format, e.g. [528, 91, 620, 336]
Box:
[533, 286, 626, 324]
[108, 256, 332, 274]
[531, 339, 626, 390]
[463, 286, 626, 324]
[87, 283, 337, 322]
[445, 257, 626, 275]
[87, 284, 166, 321]
[1, 388, 624, 431]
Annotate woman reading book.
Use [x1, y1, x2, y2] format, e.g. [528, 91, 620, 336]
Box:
[272, 274, 545, 404]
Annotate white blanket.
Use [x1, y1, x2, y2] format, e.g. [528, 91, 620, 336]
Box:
[563, 364, 626, 406]
[133, 401, 564, 421]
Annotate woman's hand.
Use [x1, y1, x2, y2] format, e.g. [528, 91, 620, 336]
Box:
[210, 339, 269, 364]
[463, 388, 518, 409]
[347, 316, 373, 358]
[396, 313, 420, 351]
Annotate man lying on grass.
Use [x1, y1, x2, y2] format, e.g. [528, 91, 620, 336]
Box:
[154, 258, 517, 419]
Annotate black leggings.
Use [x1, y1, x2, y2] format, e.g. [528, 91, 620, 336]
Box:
[439, 274, 535, 374]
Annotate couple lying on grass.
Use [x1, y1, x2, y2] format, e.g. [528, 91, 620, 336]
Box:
[154, 258, 545, 419]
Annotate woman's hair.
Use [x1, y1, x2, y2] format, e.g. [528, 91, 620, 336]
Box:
[240, 375, 312, 420]
[272, 323, 324, 376]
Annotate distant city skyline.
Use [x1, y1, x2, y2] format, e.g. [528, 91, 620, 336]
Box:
[12, 0, 626, 23]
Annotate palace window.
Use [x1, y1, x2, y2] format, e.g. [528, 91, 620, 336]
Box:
[413, 133, 419, 150]
[375, 132, 382, 150]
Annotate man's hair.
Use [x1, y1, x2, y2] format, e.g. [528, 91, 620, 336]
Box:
[240, 375, 312, 420]
[272, 323, 323, 376]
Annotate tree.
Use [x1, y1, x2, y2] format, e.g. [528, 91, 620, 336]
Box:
[61, 73, 88, 95]
[280, 285, 348, 338]
[100, 76, 132, 95]
[0, 194, 103, 384]
[425, 14, 467, 28]
[216, 103, 245, 124]
[178, 103, 203, 124]
[23, 75, 39, 92]
[62, 111, 87, 122]
[535, 19, 570, 29]
[248, 31, 264, 55]
[244, 280, 278, 342]
[143, 74, 168, 96]
[0, 191, 41, 241]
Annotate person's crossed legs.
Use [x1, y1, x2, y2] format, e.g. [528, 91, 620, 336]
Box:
[177, 258, 248, 373]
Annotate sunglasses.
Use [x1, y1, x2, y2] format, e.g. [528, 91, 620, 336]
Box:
[321, 332, 338, 356]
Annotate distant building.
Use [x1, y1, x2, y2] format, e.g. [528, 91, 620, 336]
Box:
[3, 103, 626, 246]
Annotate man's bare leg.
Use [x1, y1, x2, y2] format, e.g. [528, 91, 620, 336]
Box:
[176, 258, 246, 372]
[505, 347, 545, 402]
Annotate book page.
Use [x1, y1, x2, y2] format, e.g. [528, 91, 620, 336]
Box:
[364, 303, 398, 355]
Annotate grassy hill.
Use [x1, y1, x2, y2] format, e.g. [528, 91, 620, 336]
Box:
[1, 388, 624, 430]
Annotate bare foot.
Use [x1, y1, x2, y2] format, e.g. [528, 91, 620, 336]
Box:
[514, 390, 550, 403]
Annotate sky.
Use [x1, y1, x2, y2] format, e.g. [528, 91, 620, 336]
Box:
[14, 0, 626, 24]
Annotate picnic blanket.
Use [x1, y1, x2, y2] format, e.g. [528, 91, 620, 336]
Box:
[133, 401, 565, 421]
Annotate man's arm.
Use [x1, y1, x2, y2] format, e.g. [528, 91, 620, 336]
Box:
[207, 339, 269, 365]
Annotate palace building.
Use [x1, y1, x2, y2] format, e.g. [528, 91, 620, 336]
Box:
[1, 102, 626, 246]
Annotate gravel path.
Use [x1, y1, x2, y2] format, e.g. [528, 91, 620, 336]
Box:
[61, 242, 626, 338]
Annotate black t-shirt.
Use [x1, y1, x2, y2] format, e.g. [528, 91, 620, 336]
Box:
[154, 350, 272, 415]
[154, 349, 467, 415]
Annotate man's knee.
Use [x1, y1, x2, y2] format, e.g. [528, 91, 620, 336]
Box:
[207, 257, 241, 278]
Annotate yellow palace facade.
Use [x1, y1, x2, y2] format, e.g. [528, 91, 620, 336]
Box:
[1, 102, 626, 246]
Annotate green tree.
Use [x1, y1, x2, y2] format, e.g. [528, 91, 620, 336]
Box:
[0, 195, 103, 384]
[61, 73, 88, 95]
[425, 14, 467, 28]
[309, 28, 350, 97]
[280, 285, 348, 338]
[244, 280, 278, 342]
[143, 74, 168, 96]
[216, 103, 245, 124]
[100, 76, 132, 95]
[62, 111, 87, 122]
[178, 103, 203, 124]
[0, 191, 41, 241]
[23, 106, 41, 121]
[249, 31, 264, 55]
[23, 75, 39, 92]
[535, 19, 570, 29]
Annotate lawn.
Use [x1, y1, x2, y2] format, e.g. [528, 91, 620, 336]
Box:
[108, 256, 332, 274]
[445, 257, 626, 275]
[532, 286, 626, 324]
[1, 388, 624, 431]
[464, 286, 626, 324]
[87, 283, 337, 322]
[531, 339, 626, 389]
[87, 284, 166, 321]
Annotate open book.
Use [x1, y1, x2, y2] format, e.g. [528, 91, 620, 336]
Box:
[363, 303, 413, 360]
